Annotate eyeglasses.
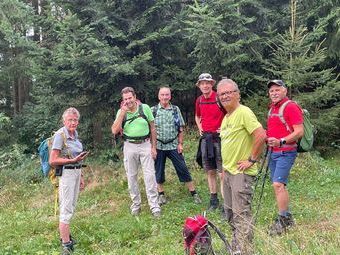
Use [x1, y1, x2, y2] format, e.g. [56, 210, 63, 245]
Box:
[66, 118, 79, 123]
[218, 90, 238, 97]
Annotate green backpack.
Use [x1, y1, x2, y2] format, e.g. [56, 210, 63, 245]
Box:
[268, 100, 315, 152]
[298, 109, 315, 152]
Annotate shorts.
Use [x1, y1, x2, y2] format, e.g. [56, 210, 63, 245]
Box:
[269, 150, 297, 185]
[155, 149, 192, 184]
[201, 135, 222, 172]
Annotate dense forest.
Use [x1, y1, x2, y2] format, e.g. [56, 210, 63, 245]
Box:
[0, 0, 339, 154]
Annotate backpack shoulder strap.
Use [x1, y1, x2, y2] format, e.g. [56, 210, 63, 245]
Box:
[139, 104, 149, 122]
[172, 105, 181, 132]
[122, 104, 148, 129]
[60, 131, 73, 159]
[268, 100, 292, 132]
[152, 105, 159, 118]
[278, 100, 293, 132]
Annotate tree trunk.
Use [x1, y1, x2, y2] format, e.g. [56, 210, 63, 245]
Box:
[32, 0, 40, 42]
[13, 76, 19, 115]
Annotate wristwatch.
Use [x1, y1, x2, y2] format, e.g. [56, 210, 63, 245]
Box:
[280, 138, 286, 147]
[248, 157, 257, 164]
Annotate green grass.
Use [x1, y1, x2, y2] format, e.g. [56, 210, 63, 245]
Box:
[0, 141, 339, 255]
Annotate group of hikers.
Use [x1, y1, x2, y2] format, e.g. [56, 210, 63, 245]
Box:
[50, 74, 304, 255]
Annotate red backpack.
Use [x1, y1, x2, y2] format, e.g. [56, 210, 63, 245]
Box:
[183, 215, 233, 255]
[183, 215, 211, 255]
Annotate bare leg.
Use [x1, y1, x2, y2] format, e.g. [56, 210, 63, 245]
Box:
[157, 183, 165, 193]
[273, 182, 289, 212]
[185, 181, 195, 192]
[59, 222, 70, 243]
[207, 170, 217, 193]
[219, 171, 224, 199]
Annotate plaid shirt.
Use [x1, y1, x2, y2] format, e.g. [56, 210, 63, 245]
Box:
[152, 103, 185, 150]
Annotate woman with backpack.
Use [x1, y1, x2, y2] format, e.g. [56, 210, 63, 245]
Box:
[49, 107, 89, 255]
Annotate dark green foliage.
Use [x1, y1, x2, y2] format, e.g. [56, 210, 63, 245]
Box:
[0, 113, 13, 147]
[0, 0, 338, 153]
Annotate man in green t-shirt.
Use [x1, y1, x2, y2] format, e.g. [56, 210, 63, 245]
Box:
[111, 87, 161, 218]
[217, 79, 266, 255]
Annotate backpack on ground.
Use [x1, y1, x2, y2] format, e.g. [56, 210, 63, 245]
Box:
[38, 130, 68, 215]
[268, 100, 315, 152]
[152, 104, 181, 144]
[183, 215, 232, 255]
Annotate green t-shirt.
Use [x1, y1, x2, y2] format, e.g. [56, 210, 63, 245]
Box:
[220, 105, 262, 176]
[116, 104, 154, 139]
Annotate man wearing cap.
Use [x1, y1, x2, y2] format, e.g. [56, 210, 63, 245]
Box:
[111, 87, 161, 218]
[152, 87, 202, 205]
[267, 80, 304, 235]
[195, 73, 225, 211]
[217, 78, 266, 255]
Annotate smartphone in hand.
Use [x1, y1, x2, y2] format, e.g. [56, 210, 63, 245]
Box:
[79, 151, 89, 157]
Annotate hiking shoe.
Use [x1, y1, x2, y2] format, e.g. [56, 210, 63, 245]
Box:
[158, 194, 167, 206]
[268, 213, 295, 236]
[60, 235, 76, 246]
[193, 193, 202, 204]
[61, 241, 74, 255]
[207, 198, 219, 211]
[152, 211, 161, 218]
[131, 208, 141, 216]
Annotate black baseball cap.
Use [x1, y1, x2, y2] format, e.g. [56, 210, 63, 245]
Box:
[267, 79, 286, 88]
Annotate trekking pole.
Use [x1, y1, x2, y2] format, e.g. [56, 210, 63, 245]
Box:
[253, 147, 272, 223]
[208, 221, 233, 255]
[253, 146, 269, 195]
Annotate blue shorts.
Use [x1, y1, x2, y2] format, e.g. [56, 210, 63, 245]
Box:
[154, 149, 192, 184]
[269, 150, 297, 184]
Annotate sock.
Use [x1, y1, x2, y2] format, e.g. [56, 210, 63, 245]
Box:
[190, 190, 197, 196]
[210, 193, 217, 200]
[279, 210, 290, 217]
[62, 241, 72, 246]
[158, 191, 165, 196]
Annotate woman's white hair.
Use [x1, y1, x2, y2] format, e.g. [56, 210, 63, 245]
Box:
[62, 107, 80, 121]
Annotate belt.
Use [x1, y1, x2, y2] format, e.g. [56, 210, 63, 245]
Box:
[64, 165, 82, 169]
[127, 140, 146, 144]
[126, 138, 149, 144]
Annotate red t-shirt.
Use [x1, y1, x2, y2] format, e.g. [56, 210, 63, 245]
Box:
[267, 97, 303, 152]
[195, 91, 225, 132]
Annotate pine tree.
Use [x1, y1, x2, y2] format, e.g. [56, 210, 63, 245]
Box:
[262, 0, 340, 147]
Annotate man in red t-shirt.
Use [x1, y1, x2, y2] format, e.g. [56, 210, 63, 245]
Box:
[267, 79, 304, 236]
[195, 73, 225, 211]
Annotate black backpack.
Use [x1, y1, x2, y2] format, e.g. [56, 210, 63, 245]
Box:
[122, 104, 150, 140]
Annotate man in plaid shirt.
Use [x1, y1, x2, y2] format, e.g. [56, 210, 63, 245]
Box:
[152, 87, 202, 205]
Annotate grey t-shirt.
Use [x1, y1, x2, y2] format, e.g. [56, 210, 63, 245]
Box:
[52, 127, 83, 158]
